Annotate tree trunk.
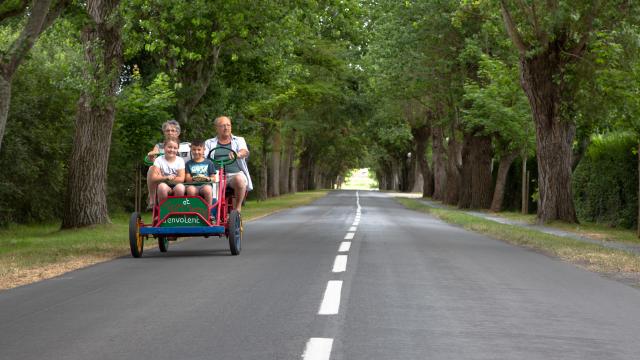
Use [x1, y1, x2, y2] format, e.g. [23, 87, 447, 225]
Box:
[290, 160, 298, 193]
[458, 133, 474, 209]
[257, 126, 270, 201]
[408, 156, 422, 192]
[470, 135, 493, 209]
[258, 152, 268, 200]
[268, 129, 281, 197]
[391, 161, 400, 191]
[520, 52, 578, 223]
[377, 170, 386, 191]
[298, 149, 311, 191]
[432, 126, 447, 201]
[412, 124, 432, 197]
[311, 163, 320, 190]
[521, 155, 528, 214]
[280, 132, 293, 194]
[279, 143, 289, 195]
[444, 137, 461, 205]
[572, 136, 590, 171]
[491, 151, 519, 212]
[0, 76, 10, 154]
[62, 0, 122, 228]
[637, 143, 639, 238]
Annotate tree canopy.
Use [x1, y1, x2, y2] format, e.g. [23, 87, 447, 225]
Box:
[0, 1, 639, 231]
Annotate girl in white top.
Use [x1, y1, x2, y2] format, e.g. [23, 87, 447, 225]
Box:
[149, 139, 186, 205]
[146, 119, 190, 208]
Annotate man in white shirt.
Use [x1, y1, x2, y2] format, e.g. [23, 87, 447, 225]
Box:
[205, 116, 252, 212]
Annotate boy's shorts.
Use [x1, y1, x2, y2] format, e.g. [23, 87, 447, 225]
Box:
[190, 182, 218, 196]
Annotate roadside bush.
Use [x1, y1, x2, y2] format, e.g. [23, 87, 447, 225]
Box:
[573, 132, 638, 228]
[0, 21, 81, 225]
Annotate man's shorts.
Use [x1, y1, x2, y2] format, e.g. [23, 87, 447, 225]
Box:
[188, 182, 217, 195]
[226, 172, 248, 186]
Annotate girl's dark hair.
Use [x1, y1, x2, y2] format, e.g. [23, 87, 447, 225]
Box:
[191, 139, 205, 147]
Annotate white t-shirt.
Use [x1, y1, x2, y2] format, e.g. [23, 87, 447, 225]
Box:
[153, 156, 185, 176]
[157, 142, 191, 163]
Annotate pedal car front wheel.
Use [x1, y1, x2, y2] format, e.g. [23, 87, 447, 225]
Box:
[129, 212, 144, 258]
[228, 210, 242, 255]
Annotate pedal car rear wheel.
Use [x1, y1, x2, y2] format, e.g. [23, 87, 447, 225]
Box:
[129, 212, 144, 258]
[158, 237, 169, 252]
[228, 210, 242, 255]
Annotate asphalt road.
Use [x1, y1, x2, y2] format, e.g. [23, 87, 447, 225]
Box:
[2, 190, 640, 360]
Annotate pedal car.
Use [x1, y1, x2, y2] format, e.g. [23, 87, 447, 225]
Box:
[129, 147, 243, 257]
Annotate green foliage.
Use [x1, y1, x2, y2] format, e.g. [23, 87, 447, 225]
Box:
[363, 0, 465, 178]
[0, 19, 82, 225]
[2, 0, 639, 228]
[0, 20, 22, 49]
[108, 69, 176, 211]
[573, 132, 638, 228]
[462, 54, 534, 155]
[588, 24, 640, 134]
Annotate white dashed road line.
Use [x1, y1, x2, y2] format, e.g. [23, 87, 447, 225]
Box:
[318, 280, 343, 315]
[332, 255, 348, 273]
[338, 241, 351, 252]
[302, 338, 334, 360]
[303, 192, 360, 359]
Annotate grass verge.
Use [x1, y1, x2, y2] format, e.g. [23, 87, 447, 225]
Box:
[0, 190, 328, 290]
[397, 198, 640, 282]
[498, 211, 640, 245]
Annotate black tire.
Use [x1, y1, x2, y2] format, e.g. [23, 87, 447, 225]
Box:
[129, 212, 144, 258]
[228, 210, 242, 255]
[158, 237, 169, 252]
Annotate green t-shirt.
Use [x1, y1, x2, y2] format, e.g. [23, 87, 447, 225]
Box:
[212, 142, 242, 173]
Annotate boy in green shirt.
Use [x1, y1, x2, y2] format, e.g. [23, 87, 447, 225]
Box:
[185, 140, 218, 205]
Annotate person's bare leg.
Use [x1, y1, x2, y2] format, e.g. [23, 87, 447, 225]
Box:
[200, 185, 213, 204]
[186, 185, 198, 196]
[157, 183, 171, 204]
[230, 174, 247, 212]
[173, 184, 185, 196]
[146, 168, 156, 207]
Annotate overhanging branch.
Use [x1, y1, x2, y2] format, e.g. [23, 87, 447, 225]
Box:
[569, 0, 599, 58]
[500, 0, 528, 55]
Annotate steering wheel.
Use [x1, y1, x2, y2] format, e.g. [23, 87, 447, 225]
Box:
[143, 152, 163, 166]
[208, 146, 238, 168]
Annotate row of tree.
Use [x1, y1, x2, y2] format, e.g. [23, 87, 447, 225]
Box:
[0, 1, 370, 228]
[364, 0, 640, 230]
[2, 1, 640, 232]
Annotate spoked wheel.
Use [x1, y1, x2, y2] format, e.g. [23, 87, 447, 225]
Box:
[129, 212, 144, 258]
[228, 210, 242, 255]
[158, 237, 169, 252]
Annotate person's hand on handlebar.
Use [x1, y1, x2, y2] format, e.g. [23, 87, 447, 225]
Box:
[232, 149, 248, 159]
[147, 149, 160, 162]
